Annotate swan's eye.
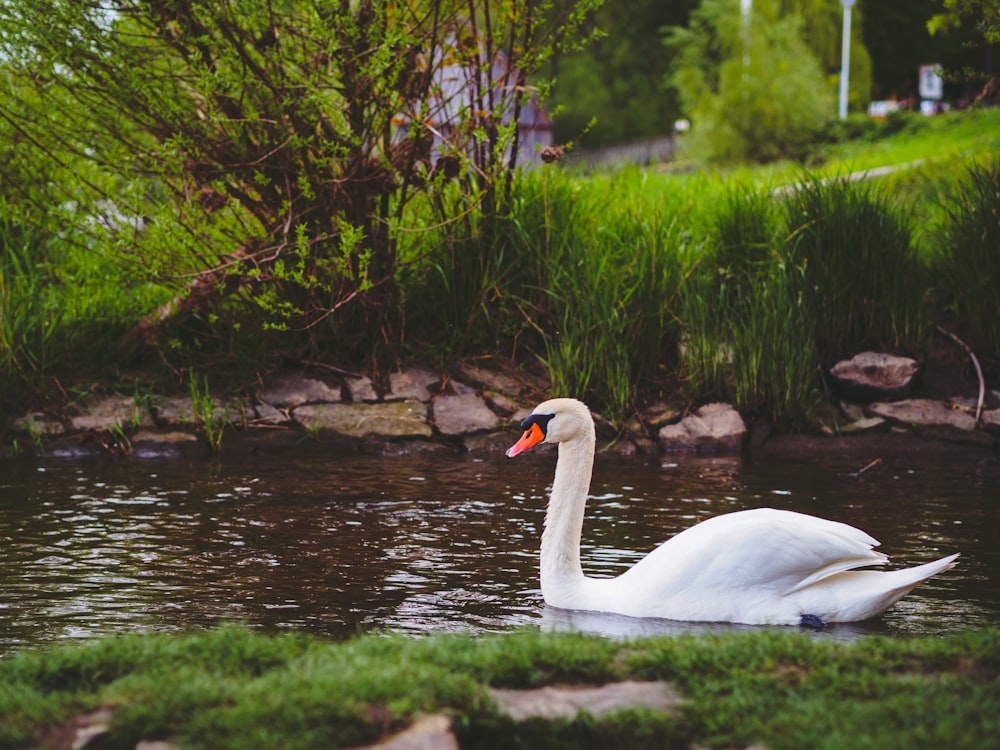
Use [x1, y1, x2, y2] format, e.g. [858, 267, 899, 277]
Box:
[520, 412, 555, 436]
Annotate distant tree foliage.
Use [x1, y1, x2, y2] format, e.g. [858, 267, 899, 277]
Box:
[929, 0, 1000, 44]
[927, 0, 1000, 102]
[780, 0, 871, 107]
[864, 0, 988, 102]
[547, 0, 698, 147]
[550, 0, 990, 153]
[666, 0, 832, 163]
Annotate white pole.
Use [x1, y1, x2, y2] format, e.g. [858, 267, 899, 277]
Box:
[838, 0, 855, 119]
[741, 0, 752, 83]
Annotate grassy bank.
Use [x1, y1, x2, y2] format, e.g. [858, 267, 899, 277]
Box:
[404, 108, 1000, 426]
[2, 108, 999, 431]
[1, 625, 997, 750]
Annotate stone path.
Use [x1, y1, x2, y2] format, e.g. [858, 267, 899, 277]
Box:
[68, 681, 681, 750]
[356, 681, 681, 750]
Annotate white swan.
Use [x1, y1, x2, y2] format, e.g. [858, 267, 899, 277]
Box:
[506, 398, 959, 626]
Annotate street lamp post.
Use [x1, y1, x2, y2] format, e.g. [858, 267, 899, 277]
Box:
[838, 0, 855, 120]
[741, 0, 752, 83]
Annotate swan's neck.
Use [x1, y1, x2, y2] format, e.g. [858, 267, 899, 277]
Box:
[540, 432, 595, 599]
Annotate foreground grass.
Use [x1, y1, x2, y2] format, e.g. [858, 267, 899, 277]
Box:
[1, 625, 997, 750]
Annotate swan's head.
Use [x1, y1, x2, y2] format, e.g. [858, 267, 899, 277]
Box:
[506, 398, 593, 458]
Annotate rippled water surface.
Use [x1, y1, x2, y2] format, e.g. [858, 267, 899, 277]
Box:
[1, 444, 997, 652]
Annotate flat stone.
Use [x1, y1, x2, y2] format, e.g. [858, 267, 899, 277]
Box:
[483, 392, 521, 418]
[658, 403, 746, 454]
[258, 373, 341, 407]
[131, 430, 200, 445]
[643, 401, 683, 430]
[451, 362, 523, 397]
[154, 395, 245, 426]
[433, 394, 500, 435]
[293, 401, 432, 439]
[829, 352, 921, 402]
[355, 713, 458, 750]
[446, 379, 477, 396]
[868, 399, 978, 431]
[154, 397, 198, 425]
[389, 368, 440, 402]
[254, 401, 289, 425]
[13, 412, 65, 436]
[835, 416, 889, 435]
[348, 376, 380, 403]
[489, 681, 682, 722]
[70, 395, 152, 432]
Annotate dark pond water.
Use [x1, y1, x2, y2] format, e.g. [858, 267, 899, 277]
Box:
[1, 443, 997, 653]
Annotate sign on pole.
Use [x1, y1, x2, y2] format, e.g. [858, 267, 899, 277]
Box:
[919, 65, 944, 100]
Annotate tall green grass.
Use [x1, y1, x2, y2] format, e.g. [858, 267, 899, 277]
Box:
[0, 212, 169, 418]
[680, 185, 821, 428]
[403, 159, 974, 429]
[525, 172, 691, 423]
[678, 175, 927, 428]
[404, 168, 696, 424]
[780, 175, 927, 363]
[928, 158, 1000, 374]
[0, 219, 59, 387]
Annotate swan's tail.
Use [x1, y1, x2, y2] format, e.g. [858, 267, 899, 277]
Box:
[891, 552, 961, 590]
[796, 553, 959, 623]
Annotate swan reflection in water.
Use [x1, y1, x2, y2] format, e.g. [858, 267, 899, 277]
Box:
[538, 605, 894, 642]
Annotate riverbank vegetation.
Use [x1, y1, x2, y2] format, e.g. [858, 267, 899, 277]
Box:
[0, 0, 998, 432]
[1, 625, 997, 750]
[5, 107, 999, 430]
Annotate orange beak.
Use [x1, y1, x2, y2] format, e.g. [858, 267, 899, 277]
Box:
[506, 422, 546, 458]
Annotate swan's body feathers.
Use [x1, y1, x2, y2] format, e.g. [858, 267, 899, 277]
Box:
[507, 397, 959, 626]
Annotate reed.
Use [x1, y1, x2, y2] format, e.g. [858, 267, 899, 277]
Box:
[928, 158, 1000, 369]
[680, 185, 820, 428]
[403, 168, 695, 423]
[778, 175, 927, 365]
[678, 175, 927, 427]
[0, 219, 57, 390]
[518, 169, 694, 423]
[411, 164, 946, 427]
[0, 212, 170, 417]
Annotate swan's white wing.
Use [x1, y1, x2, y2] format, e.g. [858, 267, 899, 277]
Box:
[613, 508, 887, 613]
